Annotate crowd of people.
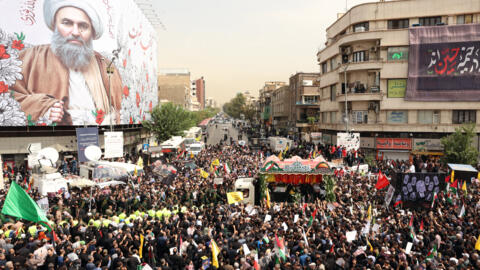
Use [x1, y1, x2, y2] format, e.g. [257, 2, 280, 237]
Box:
[0, 136, 479, 269]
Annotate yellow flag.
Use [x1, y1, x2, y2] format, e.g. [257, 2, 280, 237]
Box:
[200, 169, 209, 179]
[227, 192, 244, 204]
[367, 204, 372, 221]
[212, 159, 220, 166]
[265, 188, 271, 209]
[196, 135, 201, 142]
[278, 151, 283, 160]
[451, 170, 454, 183]
[134, 166, 138, 176]
[211, 239, 221, 268]
[477, 172, 480, 180]
[367, 238, 373, 252]
[462, 181, 467, 194]
[137, 156, 144, 167]
[139, 234, 144, 258]
[475, 235, 480, 251]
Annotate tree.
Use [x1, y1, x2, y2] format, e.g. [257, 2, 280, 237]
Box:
[223, 93, 246, 119]
[191, 107, 220, 125]
[142, 103, 196, 142]
[441, 124, 479, 166]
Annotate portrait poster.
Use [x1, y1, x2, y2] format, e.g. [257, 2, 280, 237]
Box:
[0, 0, 158, 126]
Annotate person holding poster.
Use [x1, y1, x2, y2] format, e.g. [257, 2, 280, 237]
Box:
[11, 0, 123, 126]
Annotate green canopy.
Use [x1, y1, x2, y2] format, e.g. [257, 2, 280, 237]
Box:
[1, 182, 48, 223]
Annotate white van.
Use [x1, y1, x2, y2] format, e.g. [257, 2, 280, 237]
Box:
[188, 142, 204, 156]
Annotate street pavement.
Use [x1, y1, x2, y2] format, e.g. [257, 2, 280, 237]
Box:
[205, 122, 248, 146]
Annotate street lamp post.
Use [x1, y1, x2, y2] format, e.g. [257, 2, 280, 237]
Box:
[343, 62, 349, 133]
[106, 49, 120, 132]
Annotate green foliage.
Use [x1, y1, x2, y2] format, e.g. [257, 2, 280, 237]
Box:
[191, 107, 220, 125]
[441, 124, 479, 166]
[142, 103, 196, 142]
[223, 93, 256, 121]
[324, 175, 337, 202]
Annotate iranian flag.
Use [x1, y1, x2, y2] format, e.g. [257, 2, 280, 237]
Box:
[426, 244, 437, 260]
[302, 203, 307, 215]
[458, 204, 465, 218]
[263, 235, 270, 244]
[265, 162, 274, 171]
[274, 233, 286, 261]
[223, 163, 231, 174]
[419, 219, 424, 232]
[308, 209, 317, 227]
[431, 191, 438, 208]
[253, 252, 260, 270]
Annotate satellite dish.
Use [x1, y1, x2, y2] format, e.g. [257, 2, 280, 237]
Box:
[85, 145, 102, 162]
[37, 147, 59, 166]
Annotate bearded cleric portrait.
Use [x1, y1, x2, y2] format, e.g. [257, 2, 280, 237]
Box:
[11, 0, 123, 126]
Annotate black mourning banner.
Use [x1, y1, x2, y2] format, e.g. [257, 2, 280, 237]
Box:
[394, 173, 446, 204]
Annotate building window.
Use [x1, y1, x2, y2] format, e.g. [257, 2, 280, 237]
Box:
[353, 51, 367, 62]
[457, 14, 473, 24]
[303, 96, 318, 104]
[330, 85, 336, 101]
[321, 62, 328, 74]
[322, 112, 327, 123]
[353, 22, 369, 32]
[452, 110, 476, 124]
[351, 111, 368, 124]
[387, 47, 409, 61]
[388, 19, 409, 29]
[330, 112, 336, 124]
[419, 16, 442, 26]
[387, 111, 408, 124]
[330, 57, 337, 70]
[418, 110, 440, 124]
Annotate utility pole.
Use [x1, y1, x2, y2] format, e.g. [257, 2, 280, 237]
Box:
[343, 63, 349, 133]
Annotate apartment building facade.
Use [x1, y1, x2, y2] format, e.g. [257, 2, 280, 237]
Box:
[259, 82, 287, 129]
[316, 0, 480, 160]
[157, 69, 190, 108]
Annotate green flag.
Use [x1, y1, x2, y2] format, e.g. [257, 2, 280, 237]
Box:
[1, 181, 48, 223]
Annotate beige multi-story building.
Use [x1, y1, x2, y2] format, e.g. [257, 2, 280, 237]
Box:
[316, 0, 480, 159]
[157, 69, 190, 108]
[259, 82, 287, 129]
[271, 85, 291, 132]
[290, 73, 321, 137]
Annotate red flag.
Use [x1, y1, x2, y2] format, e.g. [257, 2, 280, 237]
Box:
[450, 179, 458, 189]
[302, 203, 307, 215]
[375, 171, 389, 190]
[329, 244, 335, 254]
[408, 215, 414, 228]
[393, 200, 403, 207]
[420, 219, 424, 231]
[445, 175, 450, 183]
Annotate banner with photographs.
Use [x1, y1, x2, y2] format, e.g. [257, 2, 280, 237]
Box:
[394, 173, 446, 205]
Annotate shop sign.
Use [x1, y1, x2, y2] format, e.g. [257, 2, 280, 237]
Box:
[376, 138, 411, 150]
[412, 139, 443, 151]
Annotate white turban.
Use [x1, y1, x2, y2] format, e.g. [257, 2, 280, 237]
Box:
[43, 0, 104, 40]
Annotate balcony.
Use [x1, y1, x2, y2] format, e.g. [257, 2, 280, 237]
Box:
[337, 84, 382, 102]
[296, 101, 320, 107]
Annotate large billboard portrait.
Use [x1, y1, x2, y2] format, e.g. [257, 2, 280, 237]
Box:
[0, 0, 158, 126]
[406, 24, 480, 101]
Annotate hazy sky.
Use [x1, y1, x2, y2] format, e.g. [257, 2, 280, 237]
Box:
[152, 0, 373, 105]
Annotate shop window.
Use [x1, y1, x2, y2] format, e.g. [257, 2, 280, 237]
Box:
[418, 110, 440, 124]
